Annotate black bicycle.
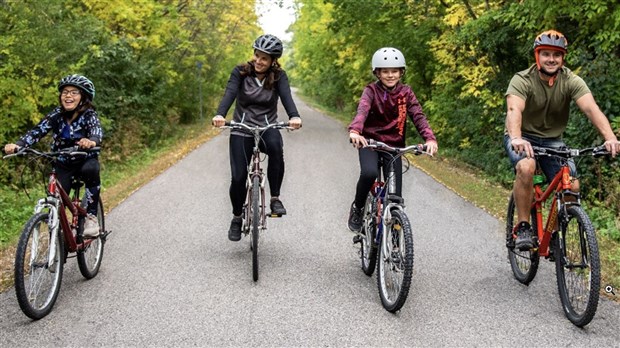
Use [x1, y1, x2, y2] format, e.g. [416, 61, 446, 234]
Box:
[353, 139, 428, 312]
[221, 121, 295, 281]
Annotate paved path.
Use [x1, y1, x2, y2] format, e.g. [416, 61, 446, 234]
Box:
[1, 92, 619, 346]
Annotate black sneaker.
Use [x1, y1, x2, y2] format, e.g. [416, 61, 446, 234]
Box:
[270, 199, 287, 216]
[228, 216, 242, 242]
[514, 221, 535, 251]
[348, 202, 363, 232]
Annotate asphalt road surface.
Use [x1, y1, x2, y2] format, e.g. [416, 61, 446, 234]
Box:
[1, 91, 619, 346]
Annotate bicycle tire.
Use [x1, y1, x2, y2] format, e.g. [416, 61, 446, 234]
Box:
[251, 175, 260, 282]
[555, 205, 600, 327]
[77, 199, 105, 279]
[506, 193, 539, 285]
[377, 208, 413, 312]
[361, 192, 378, 276]
[14, 212, 64, 320]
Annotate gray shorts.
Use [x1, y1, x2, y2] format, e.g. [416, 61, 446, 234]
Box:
[504, 133, 577, 183]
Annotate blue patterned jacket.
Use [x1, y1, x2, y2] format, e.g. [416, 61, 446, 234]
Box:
[16, 106, 103, 163]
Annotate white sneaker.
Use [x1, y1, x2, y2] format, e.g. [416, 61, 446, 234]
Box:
[83, 214, 100, 238]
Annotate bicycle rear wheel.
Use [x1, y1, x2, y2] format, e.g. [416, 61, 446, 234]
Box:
[77, 199, 105, 279]
[377, 209, 413, 312]
[251, 175, 260, 282]
[361, 192, 378, 276]
[506, 193, 539, 285]
[555, 205, 600, 327]
[14, 212, 64, 320]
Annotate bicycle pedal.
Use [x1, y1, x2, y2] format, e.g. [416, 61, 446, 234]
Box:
[352, 235, 363, 244]
[268, 213, 283, 218]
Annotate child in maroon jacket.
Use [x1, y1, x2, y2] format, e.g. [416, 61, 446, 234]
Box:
[347, 47, 438, 232]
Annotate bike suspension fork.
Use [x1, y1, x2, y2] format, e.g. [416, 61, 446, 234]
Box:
[35, 197, 60, 269]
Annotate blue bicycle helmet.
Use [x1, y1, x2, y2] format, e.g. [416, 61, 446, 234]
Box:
[58, 74, 96, 100]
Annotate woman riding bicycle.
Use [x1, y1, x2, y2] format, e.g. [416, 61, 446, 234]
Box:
[212, 34, 302, 242]
[4, 74, 103, 238]
[347, 47, 438, 232]
[505, 30, 620, 251]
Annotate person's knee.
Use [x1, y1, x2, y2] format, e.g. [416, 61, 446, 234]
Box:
[515, 159, 536, 179]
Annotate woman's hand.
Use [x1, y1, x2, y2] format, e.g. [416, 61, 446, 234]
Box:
[289, 117, 302, 130]
[3, 143, 18, 154]
[212, 115, 226, 128]
[77, 138, 96, 149]
[349, 132, 367, 149]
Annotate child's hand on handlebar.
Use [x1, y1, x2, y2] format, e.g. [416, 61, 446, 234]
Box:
[424, 140, 438, 156]
[349, 132, 367, 149]
[77, 138, 96, 149]
[3, 143, 19, 154]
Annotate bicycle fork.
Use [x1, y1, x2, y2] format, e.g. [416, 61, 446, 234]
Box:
[34, 197, 60, 270]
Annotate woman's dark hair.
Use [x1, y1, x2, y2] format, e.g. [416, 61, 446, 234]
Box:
[238, 59, 282, 90]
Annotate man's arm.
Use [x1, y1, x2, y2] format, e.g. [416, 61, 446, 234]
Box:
[576, 93, 619, 157]
[506, 94, 533, 158]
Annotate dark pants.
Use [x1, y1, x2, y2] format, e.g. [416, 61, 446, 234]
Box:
[353, 147, 402, 209]
[229, 129, 284, 216]
[55, 158, 101, 216]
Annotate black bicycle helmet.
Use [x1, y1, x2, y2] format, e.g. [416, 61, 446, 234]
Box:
[58, 74, 96, 100]
[252, 34, 283, 59]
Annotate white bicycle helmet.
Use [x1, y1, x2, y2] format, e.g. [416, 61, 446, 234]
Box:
[371, 47, 406, 72]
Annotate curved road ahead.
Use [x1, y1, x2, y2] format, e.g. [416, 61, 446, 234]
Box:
[1, 92, 619, 346]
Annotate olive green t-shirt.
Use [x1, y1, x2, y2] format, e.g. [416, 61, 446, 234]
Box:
[505, 65, 591, 138]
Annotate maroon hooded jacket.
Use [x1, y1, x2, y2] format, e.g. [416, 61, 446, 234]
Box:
[348, 81, 436, 147]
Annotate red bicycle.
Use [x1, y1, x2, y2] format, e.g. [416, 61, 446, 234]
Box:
[506, 144, 611, 327]
[4, 146, 110, 320]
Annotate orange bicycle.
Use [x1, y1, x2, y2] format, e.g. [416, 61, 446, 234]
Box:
[505, 144, 611, 327]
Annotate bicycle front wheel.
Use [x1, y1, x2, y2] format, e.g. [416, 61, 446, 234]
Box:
[77, 199, 105, 279]
[377, 209, 413, 312]
[506, 193, 539, 285]
[251, 175, 260, 282]
[555, 205, 600, 327]
[361, 192, 378, 276]
[14, 212, 64, 320]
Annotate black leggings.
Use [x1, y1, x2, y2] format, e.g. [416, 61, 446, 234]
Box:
[55, 158, 101, 216]
[229, 129, 284, 216]
[353, 148, 402, 209]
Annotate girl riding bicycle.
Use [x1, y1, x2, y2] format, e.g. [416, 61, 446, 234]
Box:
[348, 47, 438, 232]
[4, 74, 103, 238]
[212, 34, 302, 242]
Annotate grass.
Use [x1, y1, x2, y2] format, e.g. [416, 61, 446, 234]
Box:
[297, 91, 619, 300]
[2, 95, 618, 300]
[0, 121, 220, 292]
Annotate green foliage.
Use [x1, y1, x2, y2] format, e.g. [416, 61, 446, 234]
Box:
[292, 0, 620, 236]
[0, 0, 262, 247]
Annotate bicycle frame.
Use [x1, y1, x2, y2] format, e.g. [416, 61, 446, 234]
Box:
[531, 164, 575, 257]
[243, 132, 267, 233]
[366, 141, 426, 244]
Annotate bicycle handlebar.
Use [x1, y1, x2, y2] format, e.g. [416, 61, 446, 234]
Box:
[2, 146, 101, 160]
[221, 121, 294, 133]
[532, 145, 610, 159]
[365, 139, 428, 156]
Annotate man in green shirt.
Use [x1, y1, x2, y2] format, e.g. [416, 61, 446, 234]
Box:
[505, 30, 620, 251]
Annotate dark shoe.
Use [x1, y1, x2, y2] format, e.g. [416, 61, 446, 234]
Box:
[270, 199, 287, 216]
[348, 202, 363, 232]
[228, 217, 242, 242]
[514, 221, 535, 251]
